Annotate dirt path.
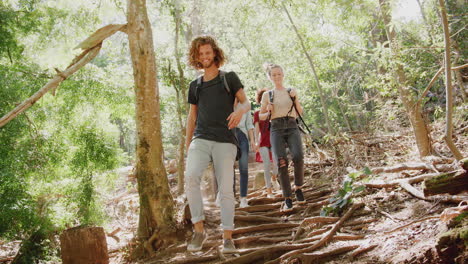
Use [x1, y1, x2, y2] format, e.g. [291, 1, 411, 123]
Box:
[104, 155, 466, 264]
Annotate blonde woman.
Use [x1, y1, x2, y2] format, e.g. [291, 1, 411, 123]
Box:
[259, 63, 305, 212]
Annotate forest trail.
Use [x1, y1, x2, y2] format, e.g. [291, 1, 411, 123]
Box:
[104, 133, 467, 264]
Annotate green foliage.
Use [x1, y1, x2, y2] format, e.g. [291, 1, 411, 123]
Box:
[0, 0, 42, 60]
[320, 167, 371, 216]
[70, 123, 121, 225]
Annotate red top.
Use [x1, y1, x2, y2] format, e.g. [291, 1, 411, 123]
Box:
[253, 111, 271, 148]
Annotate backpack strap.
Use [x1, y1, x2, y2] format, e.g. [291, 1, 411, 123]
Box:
[286, 88, 295, 117]
[219, 70, 231, 96]
[194, 71, 233, 104]
[286, 88, 312, 134]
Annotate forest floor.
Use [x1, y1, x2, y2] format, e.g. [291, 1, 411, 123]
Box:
[102, 119, 467, 264]
[0, 120, 466, 264]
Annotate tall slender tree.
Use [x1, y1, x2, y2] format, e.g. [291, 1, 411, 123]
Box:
[378, 0, 432, 157]
[438, 0, 463, 160]
[281, 2, 334, 135]
[126, 0, 176, 257]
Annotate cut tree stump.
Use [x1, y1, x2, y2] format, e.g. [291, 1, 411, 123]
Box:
[423, 170, 468, 196]
[60, 226, 109, 264]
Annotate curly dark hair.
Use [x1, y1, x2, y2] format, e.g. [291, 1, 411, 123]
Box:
[256, 88, 268, 104]
[188, 36, 226, 69]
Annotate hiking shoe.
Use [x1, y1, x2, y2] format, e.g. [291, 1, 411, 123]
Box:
[281, 198, 293, 212]
[187, 231, 207, 252]
[295, 189, 306, 204]
[272, 179, 281, 190]
[222, 239, 238, 254]
[239, 197, 248, 208]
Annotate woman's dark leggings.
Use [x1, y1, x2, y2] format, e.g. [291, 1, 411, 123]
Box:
[270, 117, 304, 198]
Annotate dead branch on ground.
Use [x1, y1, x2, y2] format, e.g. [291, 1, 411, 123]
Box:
[280, 203, 364, 262]
[295, 245, 360, 264]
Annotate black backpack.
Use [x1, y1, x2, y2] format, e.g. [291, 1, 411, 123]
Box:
[194, 70, 233, 103]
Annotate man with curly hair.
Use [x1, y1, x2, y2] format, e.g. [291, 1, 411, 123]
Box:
[185, 36, 250, 253]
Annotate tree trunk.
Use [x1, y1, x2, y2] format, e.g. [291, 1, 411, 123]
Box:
[172, 0, 188, 195]
[423, 170, 468, 196]
[126, 0, 176, 257]
[438, 0, 463, 160]
[60, 226, 109, 264]
[281, 2, 333, 135]
[379, 0, 432, 157]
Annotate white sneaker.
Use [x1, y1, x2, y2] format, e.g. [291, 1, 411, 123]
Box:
[267, 193, 275, 198]
[239, 197, 248, 208]
[272, 179, 281, 190]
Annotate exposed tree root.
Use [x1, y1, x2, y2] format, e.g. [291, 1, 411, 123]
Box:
[371, 163, 437, 174]
[350, 244, 378, 259]
[167, 254, 219, 264]
[232, 223, 300, 236]
[295, 245, 360, 264]
[293, 216, 340, 241]
[279, 203, 364, 262]
[236, 204, 281, 213]
[234, 215, 284, 223]
[344, 218, 378, 227]
[383, 216, 440, 234]
[218, 241, 317, 264]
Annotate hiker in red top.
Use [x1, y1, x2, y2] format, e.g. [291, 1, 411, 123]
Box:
[253, 88, 280, 198]
[259, 63, 305, 212]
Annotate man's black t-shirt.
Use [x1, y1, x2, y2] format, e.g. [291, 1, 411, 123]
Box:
[187, 71, 243, 145]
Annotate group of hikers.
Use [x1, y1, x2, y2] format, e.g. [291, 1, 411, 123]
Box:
[184, 35, 305, 253]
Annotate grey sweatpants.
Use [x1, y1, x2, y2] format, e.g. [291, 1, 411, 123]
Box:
[185, 138, 237, 230]
[259, 146, 278, 188]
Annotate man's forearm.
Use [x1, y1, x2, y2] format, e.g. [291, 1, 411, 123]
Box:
[248, 129, 255, 143]
[185, 116, 196, 150]
[237, 100, 250, 114]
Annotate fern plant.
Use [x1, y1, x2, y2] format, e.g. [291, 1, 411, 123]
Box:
[321, 167, 372, 216]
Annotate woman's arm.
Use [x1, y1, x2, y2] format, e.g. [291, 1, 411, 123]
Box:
[290, 88, 303, 115]
[185, 104, 198, 151]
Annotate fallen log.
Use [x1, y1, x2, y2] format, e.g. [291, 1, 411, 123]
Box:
[423, 170, 468, 196]
[365, 172, 467, 202]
